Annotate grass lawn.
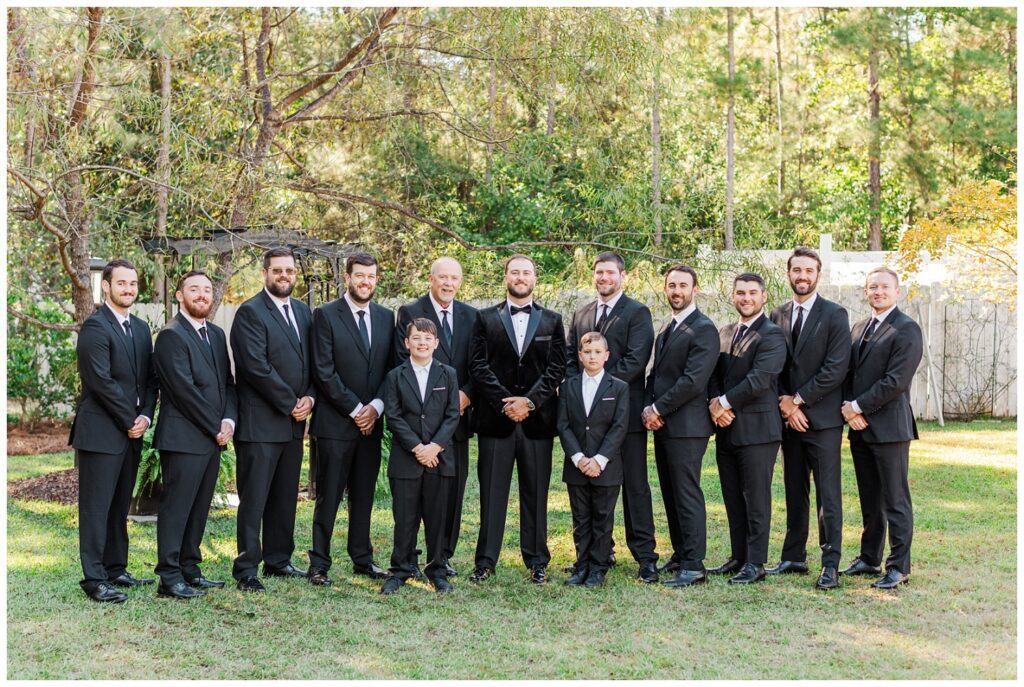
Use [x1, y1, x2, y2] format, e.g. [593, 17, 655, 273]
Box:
[6, 420, 1016, 679]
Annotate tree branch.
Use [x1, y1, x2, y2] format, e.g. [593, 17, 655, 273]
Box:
[8, 305, 81, 332]
[68, 7, 103, 128]
[254, 8, 274, 122]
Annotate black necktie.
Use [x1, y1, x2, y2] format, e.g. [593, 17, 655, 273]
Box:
[510, 304, 532, 316]
[791, 304, 804, 346]
[283, 303, 300, 342]
[595, 304, 609, 331]
[859, 318, 879, 356]
[199, 325, 211, 346]
[357, 310, 370, 352]
[660, 319, 677, 353]
[122, 320, 133, 338]
[440, 309, 453, 347]
[730, 324, 748, 355]
[122, 320, 136, 364]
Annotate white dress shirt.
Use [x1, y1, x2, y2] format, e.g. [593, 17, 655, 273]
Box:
[411, 359, 432, 403]
[265, 287, 301, 341]
[179, 310, 234, 430]
[342, 292, 385, 419]
[570, 369, 608, 472]
[593, 290, 624, 330]
[850, 304, 898, 415]
[508, 300, 533, 355]
[429, 293, 454, 339]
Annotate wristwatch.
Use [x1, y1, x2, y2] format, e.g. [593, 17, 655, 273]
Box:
[526, 398, 536, 411]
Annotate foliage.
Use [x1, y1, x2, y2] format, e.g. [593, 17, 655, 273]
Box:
[132, 418, 237, 498]
[6, 291, 78, 427]
[897, 178, 1017, 308]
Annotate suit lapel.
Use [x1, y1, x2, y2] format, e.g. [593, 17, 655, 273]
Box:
[859, 308, 896, 362]
[579, 301, 598, 332]
[400, 361, 422, 407]
[780, 303, 794, 352]
[336, 300, 369, 361]
[521, 304, 543, 354]
[497, 303, 518, 353]
[587, 374, 613, 419]
[419, 296, 451, 358]
[178, 312, 216, 368]
[602, 296, 628, 334]
[263, 291, 303, 358]
[102, 306, 137, 372]
[793, 298, 824, 357]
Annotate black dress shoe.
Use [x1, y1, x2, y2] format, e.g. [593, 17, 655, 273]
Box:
[766, 560, 809, 575]
[443, 561, 458, 578]
[109, 572, 155, 587]
[86, 583, 128, 603]
[839, 557, 882, 577]
[708, 558, 744, 575]
[816, 566, 839, 590]
[430, 576, 454, 594]
[352, 561, 388, 580]
[308, 568, 333, 587]
[236, 576, 266, 592]
[727, 563, 766, 585]
[871, 568, 909, 590]
[658, 559, 682, 575]
[638, 562, 659, 584]
[380, 576, 404, 595]
[584, 569, 607, 588]
[563, 562, 579, 574]
[564, 566, 589, 586]
[186, 576, 226, 589]
[469, 566, 494, 583]
[664, 569, 707, 588]
[157, 582, 206, 599]
[412, 564, 425, 582]
[530, 565, 548, 585]
[263, 564, 307, 578]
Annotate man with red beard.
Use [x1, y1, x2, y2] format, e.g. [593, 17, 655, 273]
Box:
[230, 247, 316, 592]
[152, 271, 237, 599]
[70, 259, 159, 603]
[308, 253, 395, 586]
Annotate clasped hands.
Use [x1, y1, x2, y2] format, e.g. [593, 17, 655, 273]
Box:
[778, 395, 809, 432]
[353, 405, 379, 435]
[291, 396, 314, 422]
[576, 456, 602, 478]
[412, 442, 443, 469]
[501, 396, 531, 422]
[127, 415, 150, 439]
[641, 405, 664, 431]
[708, 397, 735, 428]
[216, 420, 234, 446]
[841, 400, 869, 431]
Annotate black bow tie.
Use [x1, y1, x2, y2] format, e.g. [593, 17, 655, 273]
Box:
[510, 304, 532, 315]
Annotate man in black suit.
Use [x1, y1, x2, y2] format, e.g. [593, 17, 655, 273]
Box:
[468, 254, 567, 584]
[70, 259, 159, 603]
[308, 253, 395, 586]
[840, 266, 923, 590]
[230, 247, 315, 592]
[152, 271, 237, 599]
[767, 247, 851, 590]
[708, 272, 787, 585]
[566, 252, 658, 583]
[558, 332, 629, 589]
[394, 257, 477, 577]
[380, 318, 461, 595]
[642, 265, 719, 588]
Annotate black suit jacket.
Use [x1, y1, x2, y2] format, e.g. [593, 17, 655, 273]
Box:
[394, 294, 477, 441]
[152, 313, 237, 454]
[709, 314, 787, 447]
[469, 301, 567, 439]
[557, 373, 628, 487]
[770, 296, 851, 430]
[230, 290, 315, 442]
[383, 360, 461, 479]
[845, 307, 923, 444]
[309, 298, 395, 440]
[69, 305, 159, 454]
[566, 294, 654, 433]
[645, 308, 719, 439]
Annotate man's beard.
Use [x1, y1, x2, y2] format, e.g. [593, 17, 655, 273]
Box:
[507, 282, 533, 299]
[183, 299, 212, 319]
[267, 278, 295, 298]
[109, 292, 136, 308]
[789, 276, 818, 296]
[348, 282, 375, 305]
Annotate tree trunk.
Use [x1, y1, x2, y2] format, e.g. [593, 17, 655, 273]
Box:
[725, 7, 735, 250]
[774, 7, 785, 208]
[868, 40, 882, 251]
[651, 8, 664, 246]
[155, 50, 171, 314]
[546, 21, 557, 137]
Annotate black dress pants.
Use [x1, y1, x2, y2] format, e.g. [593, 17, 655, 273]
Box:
[616, 431, 659, 565]
[849, 431, 913, 574]
[715, 430, 779, 566]
[77, 443, 141, 592]
[567, 482, 619, 574]
[156, 448, 221, 586]
[779, 426, 843, 567]
[475, 425, 552, 569]
[308, 435, 381, 571]
[654, 435, 710, 572]
[442, 438, 470, 561]
[232, 438, 304, 579]
[389, 473, 451, 581]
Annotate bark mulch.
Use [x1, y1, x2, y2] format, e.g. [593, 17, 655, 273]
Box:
[9, 468, 79, 505]
[7, 421, 71, 456]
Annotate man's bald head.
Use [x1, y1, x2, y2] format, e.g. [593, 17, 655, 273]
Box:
[428, 256, 464, 306]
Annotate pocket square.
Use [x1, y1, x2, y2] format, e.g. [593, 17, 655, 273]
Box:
[432, 386, 447, 391]
[535, 335, 552, 341]
[601, 397, 616, 401]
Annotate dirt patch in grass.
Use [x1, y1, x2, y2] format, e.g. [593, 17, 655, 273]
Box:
[7, 421, 71, 456]
[8, 468, 78, 504]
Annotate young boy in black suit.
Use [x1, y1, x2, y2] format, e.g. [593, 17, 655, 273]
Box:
[381, 318, 461, 595]
[557, 332, 629, 588]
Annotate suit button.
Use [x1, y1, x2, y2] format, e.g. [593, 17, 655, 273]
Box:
[585, 426, 590, 431]
[421, 415, 425, 419]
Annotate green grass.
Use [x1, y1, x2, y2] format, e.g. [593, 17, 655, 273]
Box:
[7, 420, 1016, 679]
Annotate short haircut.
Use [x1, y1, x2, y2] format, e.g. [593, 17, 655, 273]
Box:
[664, 264, 698, 288]
[263, 246, 295, 269]
[102, 258, 137, 283]
[346, 252, 378, 275]
[734, 272, 766, 290]
[406, 317, 437, 338]
[578, 331, 608, 351]
[176, 270, 212, 292]
[504, 253, 536, 273]
[866, 266, 900, 286]
[593, 251, 625, 272]
[787, 246, 822, 271]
